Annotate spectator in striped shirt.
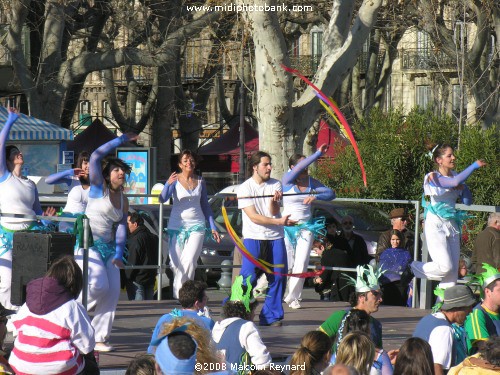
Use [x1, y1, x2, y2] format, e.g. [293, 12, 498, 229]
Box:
[8, 256, 98, 375]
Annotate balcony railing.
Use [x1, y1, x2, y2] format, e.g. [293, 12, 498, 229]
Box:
[400, 48, 457, 70]
[289, 55, 322, 76]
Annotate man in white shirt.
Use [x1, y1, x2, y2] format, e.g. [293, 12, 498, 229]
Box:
[238, 151, 296, 326]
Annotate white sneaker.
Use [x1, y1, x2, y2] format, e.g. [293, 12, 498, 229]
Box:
[283, 296, 292, 305]
[95, 342, 115, 352]
[289, 299, 301, 309]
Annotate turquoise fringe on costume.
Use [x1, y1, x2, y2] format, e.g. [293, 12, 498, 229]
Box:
[422, 195, 471, 235]
[284, 216, 327, 248]
[167, 223, 208, 248]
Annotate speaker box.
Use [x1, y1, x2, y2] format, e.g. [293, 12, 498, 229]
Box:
[11, 231, 76, 306]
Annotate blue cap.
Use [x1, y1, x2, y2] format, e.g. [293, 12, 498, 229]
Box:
[154, 325, 197, 374]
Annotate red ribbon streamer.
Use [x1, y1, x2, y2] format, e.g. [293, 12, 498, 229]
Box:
[281, 64, 367, 187]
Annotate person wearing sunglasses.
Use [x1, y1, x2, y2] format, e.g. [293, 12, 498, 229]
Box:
[339, 216, 371, 267]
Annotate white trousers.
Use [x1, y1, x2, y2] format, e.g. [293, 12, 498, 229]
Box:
[169, 231, 205, 299]
[284, 230, 313, 302]
[0, 249, 16, 310]
[75, 248, 120, 342]
[411, 212, 460, 288]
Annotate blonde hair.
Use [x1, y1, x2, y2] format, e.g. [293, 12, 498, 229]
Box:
[159, 317, 220, 374]
[335, 331, 375, 375]
[290, 331, 332, 375]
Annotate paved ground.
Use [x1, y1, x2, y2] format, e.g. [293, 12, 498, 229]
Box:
[4, 286, 430, 372]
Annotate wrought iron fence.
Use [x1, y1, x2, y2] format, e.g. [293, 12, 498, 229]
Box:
[401, 48, 457, 70]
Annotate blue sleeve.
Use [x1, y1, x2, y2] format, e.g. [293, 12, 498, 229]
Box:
[461, 184, 473, 205]
[379, 350, 394, 375]
[310, 177, 335, 201]
[113, 213, 127, 260]
[45, 169, 74, 186]
[89, 135, 129, 198]
[159, 181, 176, 203]
[34, 187, 53, 226]
[430, 162, 480, 188]
[282, 150, 322, 187]
[200, 180, 216, 231]
[148, 315, 168, 353]
[0, 112, 20, 180]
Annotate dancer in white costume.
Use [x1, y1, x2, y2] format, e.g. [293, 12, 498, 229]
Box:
[410, 144, 486, 289]
[45, 151, 90, 233]
[75, 133, 137, 352]
[0, 108, 55, 310]
[282, 143, 334, 309]
[160, 150, 220, 299]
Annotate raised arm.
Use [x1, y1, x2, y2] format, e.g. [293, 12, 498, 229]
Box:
[429, 161, 486, 188]
[89, 134, 137, 197]
[45, 168, 78, 186]
[159, 172, 177, 203]
[282, 144, 327, 187]
[0, 109, 19, 179]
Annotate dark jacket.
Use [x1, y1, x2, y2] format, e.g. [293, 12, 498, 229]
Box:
[26, 277, 73, 315]
[341, 231, 371, 266]
[473, 226, 500, 273]
[125, 225, 159, 286]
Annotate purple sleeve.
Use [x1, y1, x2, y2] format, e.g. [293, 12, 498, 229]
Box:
[461, 184, 473, 205]
[200, 180, 216, 231]
[310, 177, 335, 201]
[0, 112, 20, 179]
[159, 181, 176, 203]
[45, 169, 74, 186]
[430, 162, 480, 188]
[113, 214, 127, 260]
[376, 350, 394, 375]
[89, 135, 129, 198]
[282, 150, 322, 187]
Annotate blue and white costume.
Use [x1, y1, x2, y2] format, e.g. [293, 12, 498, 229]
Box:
[0, 111, 47, 310]
[75, 135, 130, 343]
[411, 162, 480, 288]
[45, 170, 89, 233]
[238, 177, 287, 326]
[282, 150, 334, 306]
[160, 177, 216, 299]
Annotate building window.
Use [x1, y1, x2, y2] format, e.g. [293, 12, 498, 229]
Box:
[78, 100, 92, 127]
[102, 100, 113, 126]
[311, 30, 323, 71]
[452, 84, 467, 117]
[454, 21, 468, 51]
[416, 85, 431, 109]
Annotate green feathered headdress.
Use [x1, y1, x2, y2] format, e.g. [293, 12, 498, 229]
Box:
[342, 265, 385, 293]
[229, 275, 255, 312]
[365, 264, 385, 290]
[474, 263, 500, 290]
[432, 286, 445, 313]
[469, 263, 500, 299]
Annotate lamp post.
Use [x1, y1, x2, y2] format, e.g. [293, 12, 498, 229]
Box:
[238, 43, 246, 184]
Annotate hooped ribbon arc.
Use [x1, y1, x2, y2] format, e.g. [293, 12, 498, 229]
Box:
[281, 64, 367, 187]
[222, 205, 324, 278]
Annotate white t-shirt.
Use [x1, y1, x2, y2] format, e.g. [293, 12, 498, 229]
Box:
[238, 177, 283, 240]
[413, 312, 455, 369]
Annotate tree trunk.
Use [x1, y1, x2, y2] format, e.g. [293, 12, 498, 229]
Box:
[243, 0, 294, 177]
